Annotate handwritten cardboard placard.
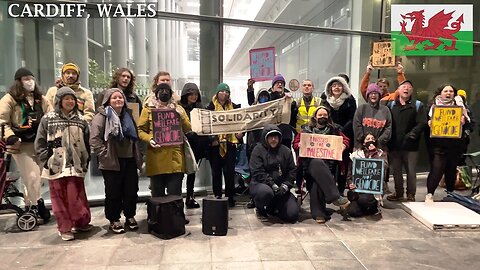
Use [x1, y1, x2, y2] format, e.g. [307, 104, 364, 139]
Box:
[249, 47, 275, 82]
[298, 133, 343, 161]
[371, 41, 395, 68]
[127, 102, 140, 123]
[352, 158, 384, 195]
[151, 108, 183, 146]
[430, 106, 463, 138]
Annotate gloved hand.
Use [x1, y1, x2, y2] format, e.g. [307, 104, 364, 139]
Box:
[150, 138, 161, 148]
[277, 183, 289, 196]
[271, 184, 280, 194]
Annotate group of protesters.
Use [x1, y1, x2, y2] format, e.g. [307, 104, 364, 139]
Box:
[0, 61, 474, 240]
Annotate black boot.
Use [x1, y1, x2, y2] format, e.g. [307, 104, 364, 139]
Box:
[185, 195, 200, 209]
[37, 198, 51, 223]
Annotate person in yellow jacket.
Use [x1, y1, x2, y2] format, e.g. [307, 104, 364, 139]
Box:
[45, 63, 95, 122]
[0, 67, 51, 223]
[295, 79, 322, 132]
[137, 83, 192, 197]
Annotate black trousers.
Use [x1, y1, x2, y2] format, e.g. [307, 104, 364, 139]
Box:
[209, 144, 237, 199]
[150, 173, 184, 197]
[102, 158, 139, 223]
[427, 147, 463, 195]
[249, 182, 299, 223]
[304, 159, 341, 219]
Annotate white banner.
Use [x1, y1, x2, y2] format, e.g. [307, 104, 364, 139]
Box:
[191, 98, 292, 135]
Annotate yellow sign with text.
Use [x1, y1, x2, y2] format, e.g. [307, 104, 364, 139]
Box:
[430, 106, 463, 138]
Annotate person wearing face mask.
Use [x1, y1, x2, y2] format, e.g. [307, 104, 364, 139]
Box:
[137, 83, 192, 199]
[46, 63, 95, 123]
[0, 67, 52, 223]
[293, 106, 351, 223]
[424, 84, 467, 203]
[206, 83, 244, 207]
[90, 88, 143, 234]
[360, 61, 406, 103]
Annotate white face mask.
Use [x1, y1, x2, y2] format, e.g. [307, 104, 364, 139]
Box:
[23, 79, 35, 92]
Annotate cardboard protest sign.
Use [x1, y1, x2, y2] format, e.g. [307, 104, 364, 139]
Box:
[298, 133, 343, 161]
[127, 102, 140, 123]
[190, 97, 291, 135]
[352, 158, 384, 195]
[249, 47, 275, 82]
[430, 106, 463, 138]
[371, 41, 395, 67]
[151, 108, 183, 146]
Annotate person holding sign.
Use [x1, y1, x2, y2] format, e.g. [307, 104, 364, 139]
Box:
[293, 106, 350, 224]
[249, 124, 299, 223]
[359, 61, 406, 103]
[90, 88, 143, 233]
[137, 83, 192, 199]
[424, 84, 467, 203]
[206, 83, 243, 207]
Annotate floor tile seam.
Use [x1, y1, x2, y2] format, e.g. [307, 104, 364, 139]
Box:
[339, 240, 369, 270]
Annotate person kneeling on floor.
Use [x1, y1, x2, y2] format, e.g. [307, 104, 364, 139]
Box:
[249, 124, 299, 223]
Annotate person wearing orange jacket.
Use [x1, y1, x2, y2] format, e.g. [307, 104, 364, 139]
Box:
[359, 61, 406, 103]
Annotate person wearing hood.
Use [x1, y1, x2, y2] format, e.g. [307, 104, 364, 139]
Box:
[0, 67, 51, 223]
[137, 83, 192, 198]
[424, 84, 466, 203]
[179, 82, 207, 209]
[46, 63, 95, 122]
[206, 83, 243, 207]
[293, 106, 350, 223]
[95, 68, 142, 111]
[90, 88, 143, 234]
[249, 124, 299, 223]
[353, 83, 392, 150]
[321, 76, 357, 194]
[360, 61, 406, 103]
[35, 87, 91, 241]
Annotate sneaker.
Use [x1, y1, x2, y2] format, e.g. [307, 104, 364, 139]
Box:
[125, 218, 139, 230]
[387, 192, 404, 201]
[246, 199, 255, 209]
[406, 194, 416, 202]
[315, 217, 326, 224]
[110, 221, 125, 234]
[254, 208, 269, 222]
[71, 224, 93, 233]
[332, 196, 350, 208]
[58, 231, 75, 241]
[425, 193, 434, 204]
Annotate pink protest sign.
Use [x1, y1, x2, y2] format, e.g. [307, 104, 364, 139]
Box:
[151, 108, 184, 146]
[249, 47, 275, 82]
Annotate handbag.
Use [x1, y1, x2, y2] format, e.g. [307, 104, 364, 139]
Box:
[183, 137, 198, 174]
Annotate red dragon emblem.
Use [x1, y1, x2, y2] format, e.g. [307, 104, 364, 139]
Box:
[400, 9, 464, 51]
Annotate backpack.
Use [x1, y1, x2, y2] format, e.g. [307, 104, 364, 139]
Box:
[387, 100, 421, 112]
[147, 195, 186, 239]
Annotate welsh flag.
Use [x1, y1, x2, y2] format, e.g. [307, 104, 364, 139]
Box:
[391, 4, 473, 56]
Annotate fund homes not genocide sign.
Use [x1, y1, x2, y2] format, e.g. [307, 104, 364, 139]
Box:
[298, 134, 343, 161]
[352, 158, 385, 195]
[190, 98, 291, 135]
[151, 108, 183, 146]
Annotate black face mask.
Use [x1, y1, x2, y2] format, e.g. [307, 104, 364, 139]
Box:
[365, 141, 376, 149]
[158, 92, 172, 102]
[317, 117, 328, 126]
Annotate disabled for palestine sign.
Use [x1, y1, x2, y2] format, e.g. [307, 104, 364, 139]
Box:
[352, 158, 385, 195]
[190, 97, 291, 135]
[298, 134, 343, 161]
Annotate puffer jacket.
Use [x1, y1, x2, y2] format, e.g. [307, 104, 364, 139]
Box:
[35, 87, 90, 179]
[89, 88, 143, 171]
[249, 124, 296, 188]
[137, 96, 192, 176]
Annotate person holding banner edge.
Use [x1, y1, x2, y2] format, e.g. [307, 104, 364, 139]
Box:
[293, 106, 350, 224]
[359, 61, 406, 103]
[206, 83, 243, 207]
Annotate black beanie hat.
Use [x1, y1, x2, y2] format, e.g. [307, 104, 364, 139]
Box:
[14, 67, 34, 80]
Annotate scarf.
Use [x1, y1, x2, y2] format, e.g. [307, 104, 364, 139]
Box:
[312, 125, 331, 135]
[326, 92, 349, 110]
[428, 95, 455, 118]
[212, 96, 239, 157]
[104, 106, 123, 141]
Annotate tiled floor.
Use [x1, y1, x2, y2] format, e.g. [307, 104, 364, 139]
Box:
[1, 179, 479, 270]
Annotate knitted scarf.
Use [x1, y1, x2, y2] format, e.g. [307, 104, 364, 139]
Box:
[326, 92, 349, 110]
[212, 96, 239, 157]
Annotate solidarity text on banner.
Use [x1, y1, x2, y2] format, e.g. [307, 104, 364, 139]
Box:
[190, 98, 291, 135]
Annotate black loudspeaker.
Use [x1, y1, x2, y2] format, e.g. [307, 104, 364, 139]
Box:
[147, 195, 186, 239]
[202, 197, 229, 236]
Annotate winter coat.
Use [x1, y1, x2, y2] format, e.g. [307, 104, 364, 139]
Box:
[35, 87, 90, 179]
[95, 88, 142, 112]
[387, 98, 426, 151]
[137, 96, 192, 176]
[89, 89, 143, 171]
[353, 103, 392, 149]
[249, 124, 296, 188]
[0, 93, 50, 142]
[46, 85, 95, 122]
[321, 77, 357, 144]
[359, 72, 406, 102]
